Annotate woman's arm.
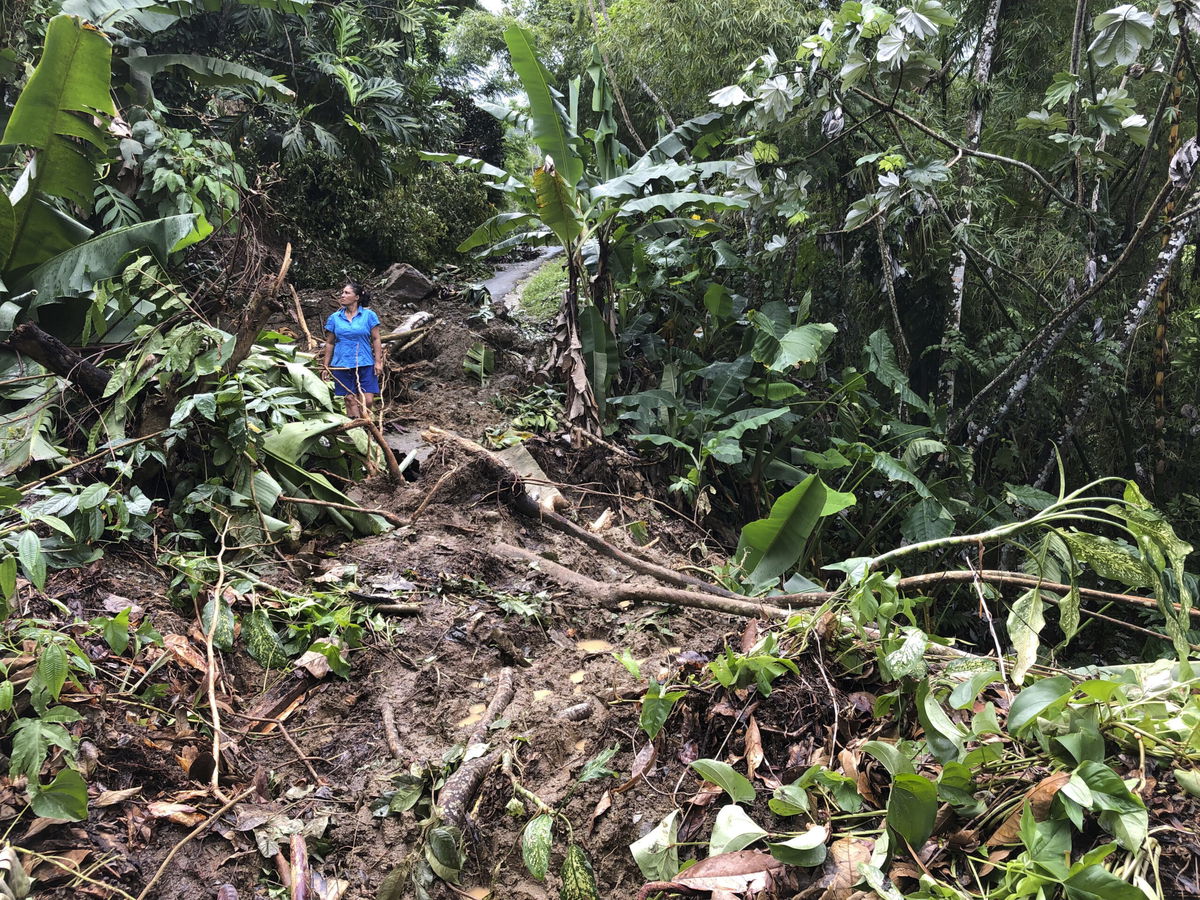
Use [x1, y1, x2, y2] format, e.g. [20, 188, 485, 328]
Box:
[371, 325, 384, 376]
[322, 331, 334, 372]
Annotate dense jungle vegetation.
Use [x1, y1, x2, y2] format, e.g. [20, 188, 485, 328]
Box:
[2, 1, 1200, 898]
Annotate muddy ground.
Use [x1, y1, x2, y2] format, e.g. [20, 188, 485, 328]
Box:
[14, 274, 1200, 900]
[15, 274, 830, 900]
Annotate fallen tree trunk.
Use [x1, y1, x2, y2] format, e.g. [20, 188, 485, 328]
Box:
[6, 323, 111, 400]
[423, 427, 746, 600]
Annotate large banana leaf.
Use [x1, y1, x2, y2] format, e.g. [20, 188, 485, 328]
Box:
[417, 151, 524, 193]
[20, 214, 203, 312]
[736, 475, 855, 584]
[5, 191, 92, 276]
[127, 54, 294, 97]
[63, 0, 310, 29]
[620, 192, 748, 215]
[640, 111, 726, 163]
[0, 194, 14, 277]
[503, 25, 583, 187]
[533, 165, 582, 248]
[457, 212, 540, 254]
[2, 16, 115, 211]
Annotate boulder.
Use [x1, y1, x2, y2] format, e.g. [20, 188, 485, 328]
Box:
[378, 263, 433, 301]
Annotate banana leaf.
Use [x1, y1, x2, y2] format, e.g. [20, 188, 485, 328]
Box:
[533, 166, 582, 248]
[127, 54, 294, 97]
[2, 16, 115, 212]
[504, 25, 583, 187]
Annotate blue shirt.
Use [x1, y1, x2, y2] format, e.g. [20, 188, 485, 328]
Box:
[325, 308, 380, 368]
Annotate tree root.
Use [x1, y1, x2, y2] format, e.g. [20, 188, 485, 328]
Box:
[436, 668, 518, 830]
[422, 428, 760, 600]
[279, 494, 405, 528]
[381, 702, 403, 759]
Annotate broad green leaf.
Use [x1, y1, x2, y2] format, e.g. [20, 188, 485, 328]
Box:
[1088, 5, 1155, 67]
[1045, 72, 1081, 108]
[901, 498, 953, 545]
[522, 814, 553, 880]
[30, 767, 88, 821]
[37, 642, 67, 703]
[887, 773, 937, 849]
[896, 0, 955, 39]
[709, 804, 767, 855]
[768, 824, 828, 867]
[1063, 863, 1148, 900]
[882, 627, 928, 680]
[2, 16, 115, 211]
[916, 680, 966, 762]
[736, 475, 830, 583]
[1063, 532, 1154, 588]
[1008, 675, 1074, 734]
[862, 740, 915, 776]
[244, 607, 288, 668]
[629, 809, 679, 881]
[1075, 761, 1147, 850]
[503, 25, 582, 187]
[619, 192, 749, 215]
[769, 781, 810, 816]
[579, 305, 617, 415]
[424, 825, 462, 883]
[0, 556, 15, 604]
[639, 681, 685, 740]
[1007, 587, 1045, 685]
[455, 212, 538, 253]
[201, 596, 235, 652]
[127, 54, 293, 97]
[690, 759, 755, 804]
[949, 670, 1000, 709]
[102, 606, 130, 655]
[18, 529, 46, 590]
[0, 682, 11, 712]
[0, 192, 14, 272]
[23, 214, 202, 313]
[531, 165, 581, 248]
[577, 744, 620, 782]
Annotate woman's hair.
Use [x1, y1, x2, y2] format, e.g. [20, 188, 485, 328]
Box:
[345, 280, 372, 308]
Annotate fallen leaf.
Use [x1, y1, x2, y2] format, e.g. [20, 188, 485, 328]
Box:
[615, 742, 657, 794]
[21, 817, 68, 841]
[94, 787, 142, 807]
[294, 649, 333, 679]
[147, 802, 206, 827]
[533, 689, 554, 702]
[687, 781, 725, 808]
[577, 639, 615, 655]
[740, 619, 762, 654]
[670, 850, 785, 893]
[745, 717, 764, 781]
[461, 886, 491, 899]
[814, 836, 874, 900]
[314, 564, 356, 583]
[588, 790, 612, 834]
[569, 670, 586, 684]
[103, 594, 143, 619]
[163, 634, 207, 674]
[986, 772, 1070, 847]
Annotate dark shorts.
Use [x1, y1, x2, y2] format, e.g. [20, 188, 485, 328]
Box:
[331, 366, 380, 397]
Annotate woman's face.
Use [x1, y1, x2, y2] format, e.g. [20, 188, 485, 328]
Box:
[338, 284, 359, 308]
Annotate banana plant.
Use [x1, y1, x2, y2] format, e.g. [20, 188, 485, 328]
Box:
[0, 15, 206, 343]
[422, 27, 745, 430]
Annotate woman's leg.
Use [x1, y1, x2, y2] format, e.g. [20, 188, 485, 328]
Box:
[345, 393, 362, 419]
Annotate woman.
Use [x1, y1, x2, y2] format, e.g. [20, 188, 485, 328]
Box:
[321, 281, 384, 419]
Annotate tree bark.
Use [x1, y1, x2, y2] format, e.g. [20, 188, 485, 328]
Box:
[6, 323, 112, 400]
[939, 0, 1004, 408]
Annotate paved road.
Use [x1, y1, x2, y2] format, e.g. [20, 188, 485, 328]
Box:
[479, 246, 563, 310]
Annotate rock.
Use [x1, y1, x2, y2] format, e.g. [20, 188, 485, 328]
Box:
[378, 263, 433, 302]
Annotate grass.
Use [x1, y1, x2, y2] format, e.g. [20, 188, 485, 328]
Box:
[519, 258, 567, 322]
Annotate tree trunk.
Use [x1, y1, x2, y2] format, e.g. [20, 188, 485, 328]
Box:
[6, 323, 112, 400]
[939, 0, 1004, 409]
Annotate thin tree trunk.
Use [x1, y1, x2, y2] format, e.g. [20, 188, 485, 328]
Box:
[939, 0, 1004, 409]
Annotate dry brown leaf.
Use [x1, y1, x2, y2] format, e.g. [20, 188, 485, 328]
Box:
[740, 619, 762, 653]
[687, 780, 725, 808]
[588, 789, 612, 835]
[147, 801, 206, 827]
[808, 836, 874, 900]
[94, 787, 142, 807]
[162, 634, 207, 674]
[745, 717, 765, 781]
[29, 849, 90, 885]
[615, 742, 657, 794]
[672, 850, 785, 893]
[986, 771, 1070, 847]
[21, 817, 69, 841]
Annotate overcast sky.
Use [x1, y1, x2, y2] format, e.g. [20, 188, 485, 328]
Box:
[479, 0, 505, 11]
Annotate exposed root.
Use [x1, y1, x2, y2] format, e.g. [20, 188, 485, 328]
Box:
[381, 701, 404, 759]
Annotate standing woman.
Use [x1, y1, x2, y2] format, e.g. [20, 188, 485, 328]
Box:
[321, 281, 384, 419]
